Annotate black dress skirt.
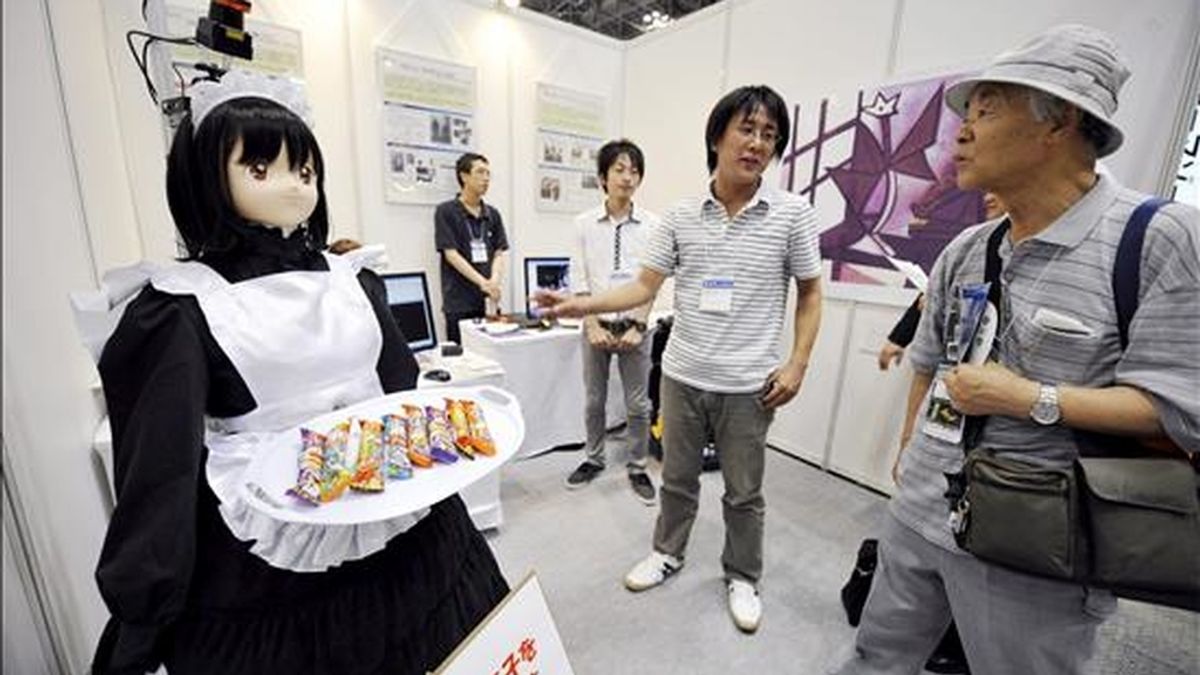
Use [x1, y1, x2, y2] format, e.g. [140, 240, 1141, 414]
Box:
[92, 229, 508, 675]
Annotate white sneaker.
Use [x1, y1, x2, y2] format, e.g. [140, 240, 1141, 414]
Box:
[623, 551, 683, 592]
[727, 579, 762, 633]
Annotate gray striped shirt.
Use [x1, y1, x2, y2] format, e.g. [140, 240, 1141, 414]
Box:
[643, 182, 821, 393]
[893, 174, 1200, 551]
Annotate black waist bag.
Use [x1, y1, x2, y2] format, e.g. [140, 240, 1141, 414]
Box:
[958, 450, 1088, 582]
[1078, 457, 1200, 608]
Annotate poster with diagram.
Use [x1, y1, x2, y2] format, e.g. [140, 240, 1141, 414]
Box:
[165, 3, 305, 84]
[780, 73, 986, 289]
[378, 49, 476, 204]
[535, 84, 607, 213]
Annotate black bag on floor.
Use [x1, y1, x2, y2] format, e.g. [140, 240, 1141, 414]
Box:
[841, 538, 877, 627]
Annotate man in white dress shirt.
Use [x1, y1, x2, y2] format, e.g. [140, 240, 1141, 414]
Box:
[564, 139, 662, 506]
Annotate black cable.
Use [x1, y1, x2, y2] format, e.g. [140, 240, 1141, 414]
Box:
[124, 30, 197, 105]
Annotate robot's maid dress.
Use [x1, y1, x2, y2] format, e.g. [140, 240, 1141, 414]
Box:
[92, 228, 508, 675]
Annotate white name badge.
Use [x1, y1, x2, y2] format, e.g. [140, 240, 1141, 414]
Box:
[921, 364, 965, 445]
[699, 277, 735, 313]
[609, 270, 634, 286]
[470, 240, 488, 264]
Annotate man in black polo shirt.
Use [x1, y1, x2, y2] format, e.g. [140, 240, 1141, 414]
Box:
[435, 152, 510, 344]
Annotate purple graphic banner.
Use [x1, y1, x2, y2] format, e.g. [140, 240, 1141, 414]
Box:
[781, 74, 985, 287]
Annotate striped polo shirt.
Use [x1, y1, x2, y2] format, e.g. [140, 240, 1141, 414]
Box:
[642, 181, 821, 393]
[893, 174, 1200, 552]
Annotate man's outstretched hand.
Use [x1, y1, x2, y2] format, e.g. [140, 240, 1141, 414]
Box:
[531, 289, 589, 319]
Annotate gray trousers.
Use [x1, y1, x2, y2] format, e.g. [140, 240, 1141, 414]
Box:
[832, 511, 1116, 675]
[582, 333, 652, 471]
[652, 376, 774, 583]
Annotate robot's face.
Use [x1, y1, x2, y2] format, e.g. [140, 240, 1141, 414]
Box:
[226, 137, 318, 234]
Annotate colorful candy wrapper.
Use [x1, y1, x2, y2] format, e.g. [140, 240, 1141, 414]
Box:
[463, 400, 497, 456]
[425, 406, 461, 464]
[350, 419, 385, 492]
[403, 404, 434, 468]
[445, 399, 474, 455]
[320, 421, 352, 502]
[287, 428, 325, 505]
[382, 414, 413, 479]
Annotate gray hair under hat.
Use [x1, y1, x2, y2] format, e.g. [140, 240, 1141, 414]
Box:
[944, 24, 1131, 157]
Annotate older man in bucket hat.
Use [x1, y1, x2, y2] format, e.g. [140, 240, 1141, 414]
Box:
[830, 24, 1200, 675]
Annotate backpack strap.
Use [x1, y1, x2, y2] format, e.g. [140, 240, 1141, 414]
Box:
[1113, 197, 1169, 349]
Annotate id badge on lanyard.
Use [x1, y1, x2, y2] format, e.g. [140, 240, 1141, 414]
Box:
[699, 277, 735, 313]
[470, 240, 488, 264]
[920, 282, 995, 445]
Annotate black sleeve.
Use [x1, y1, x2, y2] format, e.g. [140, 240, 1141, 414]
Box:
[888, 295, 923, 347]
[491, 208, 509, 251]
[434, 202, 458, 253]
[92, 289, 211, 675]
[358, 268, 420, 393]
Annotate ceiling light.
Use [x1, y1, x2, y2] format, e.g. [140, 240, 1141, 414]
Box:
[501, 0, 520, 8]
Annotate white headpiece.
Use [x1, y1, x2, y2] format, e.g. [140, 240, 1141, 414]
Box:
[188, 68, 313, 133]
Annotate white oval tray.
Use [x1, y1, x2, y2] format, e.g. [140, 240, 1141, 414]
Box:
[239, 385, 524, 525]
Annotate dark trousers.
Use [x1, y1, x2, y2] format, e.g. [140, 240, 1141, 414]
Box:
[444, 309, 484, 345]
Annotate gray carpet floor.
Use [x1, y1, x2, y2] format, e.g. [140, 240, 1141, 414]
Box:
[484, 439, 1199, 675]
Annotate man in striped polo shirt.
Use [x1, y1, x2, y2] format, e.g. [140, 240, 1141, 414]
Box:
[835, 26, 1200, 674]
[536, 85, 823, 633]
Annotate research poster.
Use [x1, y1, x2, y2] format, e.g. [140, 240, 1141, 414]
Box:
[535, 83, 607, 213]
[378, 49, 477, 204]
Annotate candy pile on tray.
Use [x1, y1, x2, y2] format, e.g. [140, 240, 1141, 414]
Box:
[287, 399, 497, 506]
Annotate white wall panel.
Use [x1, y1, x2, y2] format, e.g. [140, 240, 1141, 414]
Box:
[621, 11, 727, 215]
[3, 0, 114, 667]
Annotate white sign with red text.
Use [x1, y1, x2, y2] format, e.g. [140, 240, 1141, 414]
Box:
[433, 572, 574, 675]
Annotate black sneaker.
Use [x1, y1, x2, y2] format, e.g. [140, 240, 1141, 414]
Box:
[565, 462, 604, 489]
[629, 471, 656, 506]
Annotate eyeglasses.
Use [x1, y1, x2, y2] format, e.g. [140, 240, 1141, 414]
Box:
[734, 124, 779, 146]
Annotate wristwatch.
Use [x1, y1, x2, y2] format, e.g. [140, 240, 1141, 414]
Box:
[1029, 383, 1062, 426]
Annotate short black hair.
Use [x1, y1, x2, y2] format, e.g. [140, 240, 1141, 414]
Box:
[704, 85, 790, 173]
[596, 139, 645, 193]
[455, 152, 488, 188]
[166, 96, 329, 259]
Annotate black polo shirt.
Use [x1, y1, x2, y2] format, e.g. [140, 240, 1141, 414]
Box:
[434, 196, 509, 314]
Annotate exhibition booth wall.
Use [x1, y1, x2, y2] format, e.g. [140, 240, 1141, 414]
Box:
[3, 0, 1197, 670]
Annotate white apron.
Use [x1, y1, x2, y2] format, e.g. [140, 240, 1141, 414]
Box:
[150, 252, 429, 572]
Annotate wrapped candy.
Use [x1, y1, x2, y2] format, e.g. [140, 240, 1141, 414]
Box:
[403, 404, 434, 468]
[463, 400, 497, 456]
[287, 428, 325, 505]
[350, 419, 385, 492]
[320, 421, 352, 502]
[382, 413, 413, 479]
[425, 406, 461, 464]
[445, 399, 474, 455]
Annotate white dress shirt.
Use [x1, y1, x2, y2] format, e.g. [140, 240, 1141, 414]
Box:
[569, 201, 661, 321]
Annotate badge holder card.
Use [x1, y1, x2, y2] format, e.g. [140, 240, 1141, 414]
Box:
[922, 284, 994, 445]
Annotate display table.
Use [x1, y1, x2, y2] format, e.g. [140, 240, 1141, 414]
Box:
[93, 349, 511, 532]
[458, 321, 630, 457]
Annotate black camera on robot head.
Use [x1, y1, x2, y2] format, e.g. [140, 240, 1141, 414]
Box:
[195, 0, 254, 60]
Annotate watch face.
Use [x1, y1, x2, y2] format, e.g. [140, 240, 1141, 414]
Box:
[1031, 389, 1060, 425]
